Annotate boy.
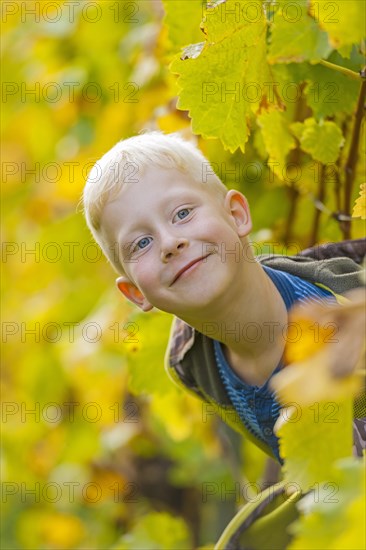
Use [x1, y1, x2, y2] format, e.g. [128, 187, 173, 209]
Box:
[83, 131, 365, 463]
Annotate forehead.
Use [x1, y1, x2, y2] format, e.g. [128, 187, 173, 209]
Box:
[122, 167, 206, 210]
[133, 165, 201, 193]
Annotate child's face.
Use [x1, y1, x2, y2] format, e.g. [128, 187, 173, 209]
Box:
[100, 166, 252, 318]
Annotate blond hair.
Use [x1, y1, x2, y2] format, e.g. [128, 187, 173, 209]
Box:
[82, 131, 227, 274]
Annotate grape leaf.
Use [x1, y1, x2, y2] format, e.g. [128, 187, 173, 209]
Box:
[271, 288, 366, 405]
[310, 0, 366, 48]
[268, 6, 332, 64]
[170, 1, 280, 152]
[271, 288, 365, 490]
[126, 310, 176, 397]
[303, 62, 360, 118]
[290, 121, 304, 141]
[257, 110, 296, 179]
[114, 511, 192, 549]
[203, 0, 264, 42]
[275, 399, 353, 490]
[289, 459, 366, 550]
[162, 0, 204, 54]
[290, 118, 344, 163]
[353, 184, 366, 220]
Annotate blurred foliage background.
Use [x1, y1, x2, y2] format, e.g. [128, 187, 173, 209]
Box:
[1, 0, 365, 548]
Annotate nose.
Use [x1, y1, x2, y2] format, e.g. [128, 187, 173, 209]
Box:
[160, 236, 189, 262]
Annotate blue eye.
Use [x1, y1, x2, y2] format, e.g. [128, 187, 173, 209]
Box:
[135, 237, 152, 250]
[176, 208, 191, 220]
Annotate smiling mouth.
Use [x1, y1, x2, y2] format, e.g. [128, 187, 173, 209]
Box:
[171, 254, 211, 285]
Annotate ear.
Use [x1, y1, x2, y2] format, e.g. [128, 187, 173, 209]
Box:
[224, 190, 252, 237]
[116, 276, 154, 312]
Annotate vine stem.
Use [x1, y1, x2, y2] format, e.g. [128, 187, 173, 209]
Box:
[341, 80, 366, 239]
[309, 163, 326, 247]
[334, 120, 348, 216]
[284, 84, 309, 245]
[318, 60, 362, 81]
[284, 185, 300, 245]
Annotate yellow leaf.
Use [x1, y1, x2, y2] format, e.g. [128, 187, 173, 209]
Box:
[330, 493, 366, 549]
[40, 512, 86, 548]
[272, 353, 361, 406]
[275, 400, 354, 489]
[272, 288, 366, 405]
[353, 183, 366, 220]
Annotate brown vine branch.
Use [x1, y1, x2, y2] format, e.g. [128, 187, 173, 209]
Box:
[340, 80, 366, 239]
[284, 184, 300, 245]
[334, 120, 348, 219]
[284, 84, 309, 245]
[308, 163, 326, 247]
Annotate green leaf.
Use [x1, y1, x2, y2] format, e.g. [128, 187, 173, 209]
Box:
[289, 458, 365, 550]
[272, 60, 309, 84]
[162, 0, 204, 54]
[290, 118, 345, 163]
[290, 122, 304, 141]
[310, 0, 366, 48]
[126, 310, 176, 397]
[170, 1, 279, 153]
[203, 0, 264, 41]
[113, 512, 192, 550]
[257, 110, 296, 179]
[276, 398, 354, 490]
[303, 57, 361, 118]
[269, 6, 332, 63]
[353, 184, 366, 220]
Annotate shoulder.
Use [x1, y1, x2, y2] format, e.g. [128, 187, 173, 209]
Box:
[258, 238, 365, 295]
[299, 238, 366, 264]
[164, 316, 201, 393]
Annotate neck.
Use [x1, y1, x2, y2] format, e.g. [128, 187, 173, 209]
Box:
[179, 259, 288, 386]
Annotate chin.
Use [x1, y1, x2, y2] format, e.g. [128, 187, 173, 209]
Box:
[156, 270, 231, 316]
[174, 292, 222, 319]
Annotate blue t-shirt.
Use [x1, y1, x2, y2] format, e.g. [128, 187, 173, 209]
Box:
[214, 265, 335, 462]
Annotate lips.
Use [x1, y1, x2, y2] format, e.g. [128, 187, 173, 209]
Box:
[171, 255, 211, 285]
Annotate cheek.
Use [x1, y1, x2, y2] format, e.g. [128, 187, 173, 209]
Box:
[210, 223, 243, 263]
[131, 260, 158, 292]
[203, 218, 237, 244]
[195, 214, 223, 235]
